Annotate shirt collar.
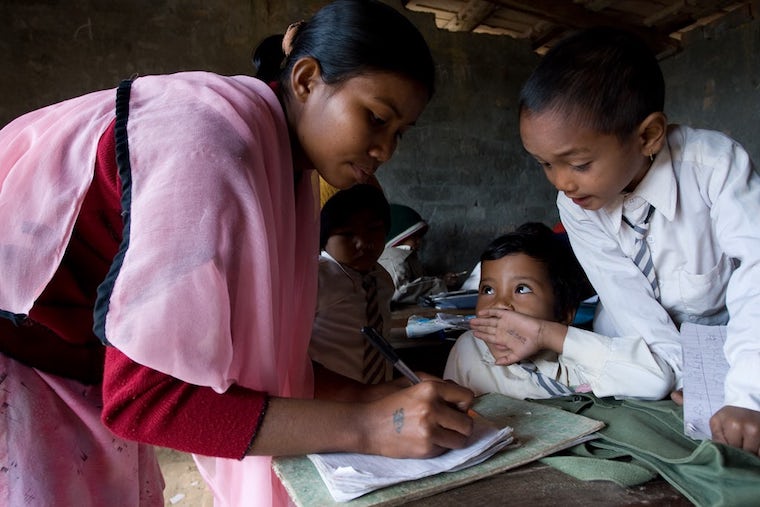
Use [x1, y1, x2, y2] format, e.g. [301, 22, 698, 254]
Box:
[604, 135, 678, 232]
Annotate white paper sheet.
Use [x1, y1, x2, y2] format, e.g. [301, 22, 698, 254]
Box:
[307, 416, 514, 502]
[680, 323, 728, 440]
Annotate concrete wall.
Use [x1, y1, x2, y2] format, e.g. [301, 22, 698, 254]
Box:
[1, 1, 758, 277]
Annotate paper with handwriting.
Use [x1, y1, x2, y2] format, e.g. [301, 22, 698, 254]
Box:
[680, 323, 728, 440]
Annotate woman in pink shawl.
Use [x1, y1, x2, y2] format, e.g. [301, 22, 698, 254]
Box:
[0, 1, 476, 505]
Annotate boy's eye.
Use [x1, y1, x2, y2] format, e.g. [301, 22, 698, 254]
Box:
[515, 284, 533, 295]
[571, 162, 591, 171]
[479, 285, 495, 296]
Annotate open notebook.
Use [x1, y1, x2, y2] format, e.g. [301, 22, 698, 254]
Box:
[272, 393, 604, 506]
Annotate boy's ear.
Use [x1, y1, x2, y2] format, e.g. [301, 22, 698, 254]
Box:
[638, 112, 667, 157]
[289, 57, 322, 103]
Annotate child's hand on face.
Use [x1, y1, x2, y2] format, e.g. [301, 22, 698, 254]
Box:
[470, 309, 548, 366]
[710, 406, 760, 457]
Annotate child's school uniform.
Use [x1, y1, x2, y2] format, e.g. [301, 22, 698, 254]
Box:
[310, 252, 395, 383]
[444, 327, 672, 399]
[558, 125, 760, 413]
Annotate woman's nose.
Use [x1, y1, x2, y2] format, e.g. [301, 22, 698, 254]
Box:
[368, 132, 396, 163]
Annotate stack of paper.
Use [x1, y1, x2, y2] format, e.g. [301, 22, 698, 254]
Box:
[307, 417, 514, 502]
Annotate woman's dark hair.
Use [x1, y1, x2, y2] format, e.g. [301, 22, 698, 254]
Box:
[320, 184, 391, 249]
[252, 34, 285, 83]
[255, 0, 435, 99]
[480, 222, 592, 321]
[519, 26, 664, 140]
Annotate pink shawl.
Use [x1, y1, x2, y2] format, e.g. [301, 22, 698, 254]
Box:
[0, 72, 319, 506]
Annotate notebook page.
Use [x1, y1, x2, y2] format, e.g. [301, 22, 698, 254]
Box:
[680, 323, 728, 440]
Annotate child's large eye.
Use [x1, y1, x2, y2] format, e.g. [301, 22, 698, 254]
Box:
[479, 284, 495, 296]
[515, 284, 533, 295]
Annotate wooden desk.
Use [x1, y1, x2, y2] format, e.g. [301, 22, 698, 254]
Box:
[407, 461, 691, 506]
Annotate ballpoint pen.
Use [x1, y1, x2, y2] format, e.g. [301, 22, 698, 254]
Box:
[361, 326, 421, 385]
[361, 326, 483, 420]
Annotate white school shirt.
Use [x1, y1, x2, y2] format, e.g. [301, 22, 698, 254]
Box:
[444, 327, 672, 399]
[309, 252, 394, 383]
[559, 124, 760, 412]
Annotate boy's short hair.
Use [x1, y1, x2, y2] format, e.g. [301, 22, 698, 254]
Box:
[481, 222, 591, 322]
[519, 26, 665, 140]
[320, 184, 391, 249]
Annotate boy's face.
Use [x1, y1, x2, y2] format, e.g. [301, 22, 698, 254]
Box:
[519, 110, 650, 211]
[476, 253, 557, 358]
[324, 208, 387, 273]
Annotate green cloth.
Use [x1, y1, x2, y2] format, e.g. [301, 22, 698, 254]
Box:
[533, 395, 760, 507]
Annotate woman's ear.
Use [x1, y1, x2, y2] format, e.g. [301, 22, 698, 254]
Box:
[289, 57, 322, 103]
[638, 112, 667, 157]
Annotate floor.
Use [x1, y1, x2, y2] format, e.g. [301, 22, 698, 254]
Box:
[157, 447, 214, 506]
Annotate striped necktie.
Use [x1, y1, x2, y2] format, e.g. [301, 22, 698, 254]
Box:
[362, 274, 387, 384]
[622, 203, 661, 300]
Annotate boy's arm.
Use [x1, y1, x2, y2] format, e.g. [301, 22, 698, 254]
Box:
[557, 194, 683, 384]
[703, 137, 760, 455]
[471, 309, 674, 399]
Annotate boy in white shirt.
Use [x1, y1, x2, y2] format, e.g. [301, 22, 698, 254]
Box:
[472, 27, 760, 456]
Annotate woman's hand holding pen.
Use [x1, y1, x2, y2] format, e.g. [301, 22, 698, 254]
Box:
[360, 378, 475, 459]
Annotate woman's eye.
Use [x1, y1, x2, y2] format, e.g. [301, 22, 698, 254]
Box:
[479, 285, 495, 296]
[370, 112, 386, 126]
[515, 284, 533, 295]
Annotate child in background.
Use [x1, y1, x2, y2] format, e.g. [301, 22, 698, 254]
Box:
[378, 204, 448, 305]
[474, 26, 760, 456]
[310, 184, 394, 384]
[446, 222, 671, 399]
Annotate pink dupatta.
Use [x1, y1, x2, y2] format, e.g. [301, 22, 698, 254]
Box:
[0, 72, 319, 506]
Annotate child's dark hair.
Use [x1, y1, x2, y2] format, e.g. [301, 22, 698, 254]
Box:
[519, 26, 664, 141]
[253, 0, 435, 99]
[252, 34, 285, 83]
[320, 184, 391, 250]
[480, 222, 591, 322]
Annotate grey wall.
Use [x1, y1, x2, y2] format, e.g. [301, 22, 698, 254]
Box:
[2, 1, 758, 277]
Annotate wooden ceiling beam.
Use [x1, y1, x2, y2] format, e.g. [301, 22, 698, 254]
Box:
[443, 0, 500, 31]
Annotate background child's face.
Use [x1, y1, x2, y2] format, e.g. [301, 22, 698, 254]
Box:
[324, 208, 387, 273]
[519, 110, 650, 210]
[476, 253, 557, 358]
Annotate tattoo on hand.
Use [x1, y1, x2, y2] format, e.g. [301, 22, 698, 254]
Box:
[392, 408, 404, 434]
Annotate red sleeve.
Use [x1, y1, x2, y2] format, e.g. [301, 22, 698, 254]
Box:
[102, 347, 268, 459]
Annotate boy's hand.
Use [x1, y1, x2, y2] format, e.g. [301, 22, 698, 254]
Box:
[710, 405, 760, 457]
[471, 308, 566, 365]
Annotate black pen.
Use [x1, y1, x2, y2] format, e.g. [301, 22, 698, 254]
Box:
[361, 326, 484, 421]
[361, 326, 421, 385]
